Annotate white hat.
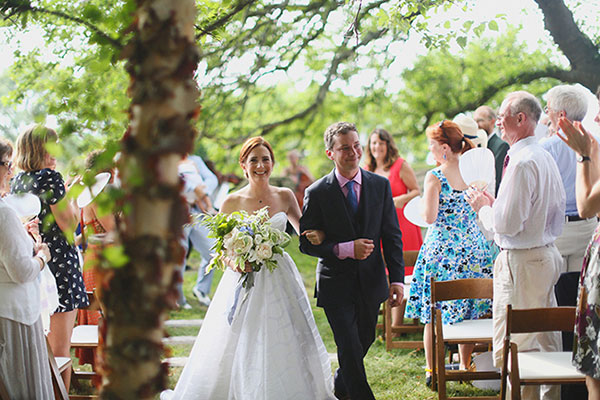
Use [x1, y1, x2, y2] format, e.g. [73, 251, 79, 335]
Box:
[453, 114, 488, 148]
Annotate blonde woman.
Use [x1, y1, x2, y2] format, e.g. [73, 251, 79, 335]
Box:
[11, 125, 88, 390]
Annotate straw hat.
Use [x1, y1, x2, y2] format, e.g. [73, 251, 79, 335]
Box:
[453, 114, 488, 148]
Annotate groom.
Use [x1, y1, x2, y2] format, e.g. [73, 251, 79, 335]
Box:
[299, 122, 405, 400]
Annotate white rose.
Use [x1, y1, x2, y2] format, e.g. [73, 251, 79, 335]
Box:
[255, 242, 273, 260]
[230, 230, 253, 255]
[223, 230, 236, 249]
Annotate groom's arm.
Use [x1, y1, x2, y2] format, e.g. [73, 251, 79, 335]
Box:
[299, 185, 336, 258]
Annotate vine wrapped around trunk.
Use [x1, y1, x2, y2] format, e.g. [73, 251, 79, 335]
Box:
[99, 1, 199, 398]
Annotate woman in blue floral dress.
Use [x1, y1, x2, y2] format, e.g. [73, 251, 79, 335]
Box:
[558, 87, 600, 398]
[405, 120, 496, 385]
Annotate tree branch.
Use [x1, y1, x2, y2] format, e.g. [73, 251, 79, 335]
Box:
[195, 0, 258, 39]
[443, 66, 571, 118]
[1, 1, 122, 49]
[533, 0, 600, 91]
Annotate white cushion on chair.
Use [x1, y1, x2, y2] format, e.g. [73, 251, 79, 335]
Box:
[516, 351, 585, 380]
[443, 319, 493, 340]
[71, 325, 99, 346]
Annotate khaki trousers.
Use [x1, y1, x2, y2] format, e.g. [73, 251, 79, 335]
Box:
[555, 218, 597, 273]
[492, 244, 562, 400]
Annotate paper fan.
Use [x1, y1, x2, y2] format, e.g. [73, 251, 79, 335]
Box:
[3, 193, 41, 220]
[403, 196, 430, 228]
[459, 148, 495, 191]
[77, 172, 111, 208]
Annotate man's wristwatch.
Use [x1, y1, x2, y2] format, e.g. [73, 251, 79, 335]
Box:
[577, 154, 591, 163]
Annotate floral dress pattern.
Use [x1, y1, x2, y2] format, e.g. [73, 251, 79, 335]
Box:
[405, 168, 496, 325]
[573, 222, 600, 378]
[12, 169, 89, 312]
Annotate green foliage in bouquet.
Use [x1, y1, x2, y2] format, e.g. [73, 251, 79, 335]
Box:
[200, 207, 291, 288]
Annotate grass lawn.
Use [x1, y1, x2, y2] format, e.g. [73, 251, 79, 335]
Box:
[163, 236, 497, 400]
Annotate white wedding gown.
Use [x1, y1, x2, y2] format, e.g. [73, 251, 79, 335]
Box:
[162, 212, 335, 400]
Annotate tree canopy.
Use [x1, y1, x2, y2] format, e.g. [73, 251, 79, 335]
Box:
[0, 0, 598, 175]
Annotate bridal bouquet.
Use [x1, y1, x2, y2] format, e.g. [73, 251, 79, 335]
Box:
[201, 207, 291, 288]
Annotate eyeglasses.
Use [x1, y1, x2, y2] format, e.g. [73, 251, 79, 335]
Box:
[0, 160, 12, 169]
[439, 120, 445, 128]
[544, 105, 551, 113]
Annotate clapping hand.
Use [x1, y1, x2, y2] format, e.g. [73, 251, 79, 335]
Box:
[557, 117, 598, 160]
[465, 186, 494, 213]
[301, 229, 325, 245]
[24, 217, 41, 244]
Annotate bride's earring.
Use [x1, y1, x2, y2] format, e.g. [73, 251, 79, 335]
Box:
[443, 153, 447, 160]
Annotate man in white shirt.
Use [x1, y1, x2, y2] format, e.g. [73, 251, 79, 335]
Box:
[467, 91, 565, 400]
[542, 85, 597, 273]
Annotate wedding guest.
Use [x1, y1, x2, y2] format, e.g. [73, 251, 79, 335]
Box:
[162, 137, 335, 399]
[542, 85, 597, 274]
[467, 91, 565, 400]
[283, 149, 314, 209]
[0, 137, 54, 398]
[178, 153, 216, 308]
[12, 125, 89, 390]
[404, 121, 495, 385]
[364, 128, 423, 329]
[300, 122, 405, 400]
[557, 86, 600, 400]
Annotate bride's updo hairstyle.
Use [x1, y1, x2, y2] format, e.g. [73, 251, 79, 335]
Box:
[426, 120, 474, 155]
[239, 136, 276, 165]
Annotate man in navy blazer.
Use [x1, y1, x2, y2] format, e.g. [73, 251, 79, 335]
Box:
[299, 122, 405, 400]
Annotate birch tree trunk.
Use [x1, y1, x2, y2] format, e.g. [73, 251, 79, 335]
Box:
[100, 1, 199, 398]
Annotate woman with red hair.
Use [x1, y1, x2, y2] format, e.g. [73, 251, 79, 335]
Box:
[405, 121, 496, 386]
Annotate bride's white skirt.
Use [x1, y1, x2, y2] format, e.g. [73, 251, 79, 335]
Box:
[163, 251, 335, 400]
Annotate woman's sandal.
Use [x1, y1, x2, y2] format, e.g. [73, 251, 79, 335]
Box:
[425, 368, 433, 388]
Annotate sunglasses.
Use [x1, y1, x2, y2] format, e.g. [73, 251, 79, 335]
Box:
[0, 160, 13, 169]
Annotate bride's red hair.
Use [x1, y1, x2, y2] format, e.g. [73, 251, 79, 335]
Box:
[239, 136, 276, 164]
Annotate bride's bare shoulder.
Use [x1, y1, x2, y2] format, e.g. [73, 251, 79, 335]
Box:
[220, 190, 246, 214]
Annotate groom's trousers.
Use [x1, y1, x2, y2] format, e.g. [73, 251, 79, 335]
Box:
[323, 298, 380, 400]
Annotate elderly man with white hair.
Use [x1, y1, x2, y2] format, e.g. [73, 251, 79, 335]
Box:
[467, 90, 565, 400]
[542, 84, 598, 274]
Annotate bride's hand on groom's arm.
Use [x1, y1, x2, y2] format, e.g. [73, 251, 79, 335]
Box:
[301, 229, 325, 245]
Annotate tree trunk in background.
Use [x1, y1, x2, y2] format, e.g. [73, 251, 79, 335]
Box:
[100, 1, 199, 398]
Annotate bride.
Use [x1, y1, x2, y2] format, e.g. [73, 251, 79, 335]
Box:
[162, 137, 335, 400]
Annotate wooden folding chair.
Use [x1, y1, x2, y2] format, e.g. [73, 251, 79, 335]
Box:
[431, 278, 499, 400]
[500, 305, 585, 400]
[47, 335, 72, 400]
[382, 249, 424, 350]
[71, 291, 101, 397]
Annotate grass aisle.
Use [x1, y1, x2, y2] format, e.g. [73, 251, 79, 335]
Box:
[164, 236, 496, 400]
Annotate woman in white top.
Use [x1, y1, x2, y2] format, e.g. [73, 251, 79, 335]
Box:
[0, 138, 53, 398]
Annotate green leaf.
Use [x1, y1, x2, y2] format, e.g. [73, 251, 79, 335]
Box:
[488, 20, 499, 31]
[456, 36, 467, 48]
[102, 245, 129, 268]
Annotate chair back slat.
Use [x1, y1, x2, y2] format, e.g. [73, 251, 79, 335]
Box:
[431, 278, 493, 302]
[403, 250, 419, 268]
[508, 306, 576, 334]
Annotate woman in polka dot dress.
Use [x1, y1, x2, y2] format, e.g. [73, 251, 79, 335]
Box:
[12, 125, 89, 390]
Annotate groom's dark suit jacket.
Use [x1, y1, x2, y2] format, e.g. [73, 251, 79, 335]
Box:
[299, 168, 405, 307]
